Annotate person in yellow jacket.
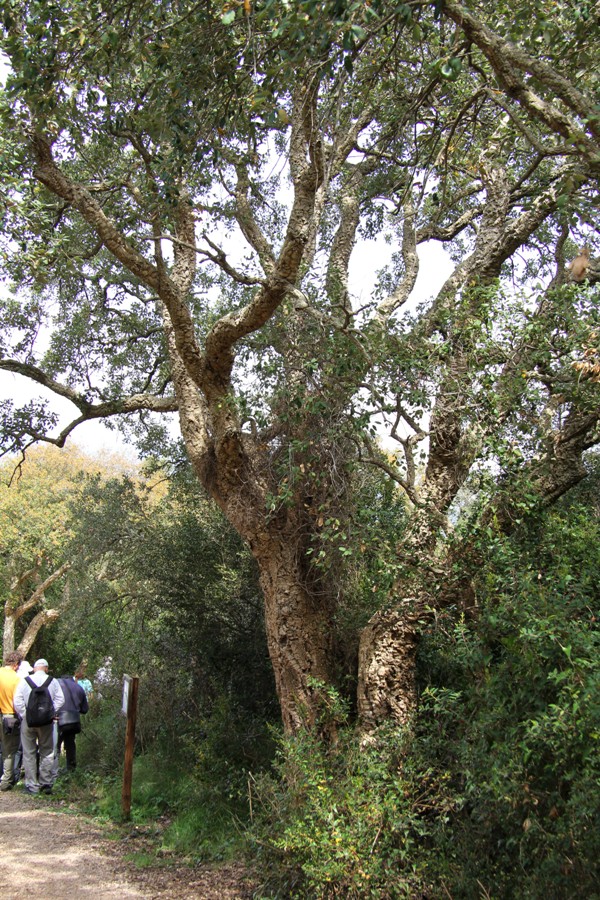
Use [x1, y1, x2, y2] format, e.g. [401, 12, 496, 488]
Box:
[0, 651, 23, 792]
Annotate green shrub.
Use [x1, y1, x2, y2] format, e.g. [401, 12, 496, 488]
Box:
[416, 502, 600, 898]
[78, 691, 128, 775]
[250, 716, 453, 898]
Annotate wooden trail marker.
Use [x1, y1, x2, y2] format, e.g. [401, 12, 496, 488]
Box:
[121, 674, 139, 820]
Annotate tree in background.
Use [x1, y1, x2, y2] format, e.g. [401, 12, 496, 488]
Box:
[0, 444, 131, 657]
[0, 0, 598, 735]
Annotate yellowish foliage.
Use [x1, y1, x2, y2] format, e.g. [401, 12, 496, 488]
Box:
[0, 443, 139, 567]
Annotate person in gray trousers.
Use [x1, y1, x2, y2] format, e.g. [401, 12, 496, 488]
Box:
[13, 659, 64, 795]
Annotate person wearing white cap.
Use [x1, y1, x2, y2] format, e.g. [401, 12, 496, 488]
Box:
[13, 659, 64, 795]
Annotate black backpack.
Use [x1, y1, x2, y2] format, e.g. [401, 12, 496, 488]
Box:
[25, 675, 55, 727]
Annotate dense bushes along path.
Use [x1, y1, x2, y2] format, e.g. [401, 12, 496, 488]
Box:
[0, 790, 256, 899]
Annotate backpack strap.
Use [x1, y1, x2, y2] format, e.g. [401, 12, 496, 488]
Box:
[25, 675, 53, 688]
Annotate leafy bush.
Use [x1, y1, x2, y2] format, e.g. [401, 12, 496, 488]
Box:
[73, 698, 266, 857]
[416, 500, 600, 897]
[48, 466, 279, 861]
[250, 708, 451, 897]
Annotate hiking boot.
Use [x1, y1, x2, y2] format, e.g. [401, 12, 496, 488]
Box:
[40, 785, 52, 794]
[23, 786, 39, 795]
[0, 782, 12, 792]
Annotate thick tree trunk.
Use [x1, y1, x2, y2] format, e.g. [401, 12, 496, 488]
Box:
[174, 371, 337, 733]
[254, 534, 335, 734]
[168, 332, 338, 733]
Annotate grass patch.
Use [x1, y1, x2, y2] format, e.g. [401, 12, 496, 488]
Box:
[161, 802, 243, 862]
[56, 743, 249, 864]
[124, 851, 157, 868]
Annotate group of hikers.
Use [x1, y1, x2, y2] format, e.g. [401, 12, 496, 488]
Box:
[0, 651, 91, 795]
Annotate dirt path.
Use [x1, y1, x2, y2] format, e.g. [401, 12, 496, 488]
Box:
[0, 789, 259, 900]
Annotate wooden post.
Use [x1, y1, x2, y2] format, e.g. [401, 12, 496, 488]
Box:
[121, 674, 139, 821]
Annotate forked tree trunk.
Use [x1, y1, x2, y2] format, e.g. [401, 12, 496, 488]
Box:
[171, 349, 338, 733]
[3, 564, 70, 658]
[17, 608, 61, 658]
[4, 606, 62, 658]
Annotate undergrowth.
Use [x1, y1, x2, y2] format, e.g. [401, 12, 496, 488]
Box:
[56, 694, 274, 867]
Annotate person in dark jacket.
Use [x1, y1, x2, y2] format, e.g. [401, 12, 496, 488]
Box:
[55, 674, 88, 772]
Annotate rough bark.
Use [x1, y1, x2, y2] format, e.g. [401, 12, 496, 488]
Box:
[357, 603, 421, 738]
[440, 0, 600, 174]
[164, 320, 338, 733]
[254, 532, 335, 734]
